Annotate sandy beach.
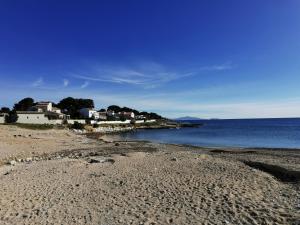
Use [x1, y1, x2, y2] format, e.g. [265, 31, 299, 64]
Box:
[0, 125, 299, 225]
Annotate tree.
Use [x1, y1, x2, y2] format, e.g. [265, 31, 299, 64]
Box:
[121, 106, 133, 112]
[0, 107, 10, 113]
[138, 111, 163, 120]
[5, 110, 18, 123]
[71, 121, 84, 130]
[13, 98, 34, 111]
[107, 105, 121, 113]
[139, 111, 150, 119]
[57, 97, 94, 119]
[149, 112, 162, 119]
[119, 115, 127, 122]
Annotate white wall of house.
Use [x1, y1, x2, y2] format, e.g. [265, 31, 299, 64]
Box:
[119, 112, 135, 118]
[79, 108, 99, 119]
[93, 119, 156, 125]
[52, 108, 62, 114]
[0, 115, 5, 124]
[96, 120, 131, 125]
[67, 119, 86, 124]
[17, 113, 63, 124]
[135, 120, 145, 124]
[36, 102, 52, 112]
[145, 119, 156, 123]
[133, 119, 156, 124]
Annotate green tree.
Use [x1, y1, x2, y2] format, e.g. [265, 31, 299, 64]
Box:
[5, 110, 18, 123]
[107, 105, 121, 113]
[149, 112, 162, 119]
[57, 97, 94, 119]
[0, 107, 10, 113]
[119, 115, 127, 122]
[13, 97, 34, 111]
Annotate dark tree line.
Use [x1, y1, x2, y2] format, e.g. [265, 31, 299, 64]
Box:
[13, 97, 35, 111]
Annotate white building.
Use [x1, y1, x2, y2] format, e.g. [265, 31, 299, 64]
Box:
[118, 111, 135, 119]
[107, 110, 115, 117]
[135, 115, 146, 120]
[79, 108, 100, 119]
[35, 101, 53, 112]
[52, 107, 62, 114]
[0, 113, 7, 124]
[98, 112, 107, 120]
[16, 111, 66, 124]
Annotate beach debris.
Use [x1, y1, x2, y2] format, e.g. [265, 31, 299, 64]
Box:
[87, 157, 115, 164]
[25, 157, 32, 162]
[4, 171, 10, 175]
[115, 142, 120, 146]
[89, 173, 103, 178]
[9, 160, 17, 166]
[171, 157, 178, 161]
[198, 154, 209, 160]
[87, 158, 100, 164]
[168, 218, 174, 223]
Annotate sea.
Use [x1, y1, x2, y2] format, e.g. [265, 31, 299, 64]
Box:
[119, 118, 300, 149]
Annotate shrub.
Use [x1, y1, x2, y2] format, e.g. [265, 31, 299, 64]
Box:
[71, 121, 85, 130]
[5, 110, 18, 123]
[93, 123, 99, 128]
[13, 123, 54, 130]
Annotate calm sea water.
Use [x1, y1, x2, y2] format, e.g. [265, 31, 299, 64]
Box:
[120, 118, 300, 149]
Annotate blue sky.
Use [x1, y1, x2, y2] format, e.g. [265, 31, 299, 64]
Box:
[0, 0, 300, 118]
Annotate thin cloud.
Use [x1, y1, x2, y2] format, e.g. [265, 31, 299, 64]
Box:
[199, 62, 234, 71]
[80, 81, 89, 89]
[63, 79, 69, 87]
[32, 77, 44, 87]
[72, 61, 234, 89]
[72, 63, 197, 88]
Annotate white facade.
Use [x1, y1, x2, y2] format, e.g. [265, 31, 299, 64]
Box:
[98, 112, 107, 120]
[67, 119, 86, 124]
[107, 110, 115, 117]
[118, 112, 135, 119]
[133, 119, 157, 124]
[16, 112, 63, 124]
[36, 102, 53, 112]
[136, 115, 146, 120]
[0, 113, 7, 124]
[52, 107, 62, 114]
[96, 120, 131, 125]
[79, 108, 99, 119]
